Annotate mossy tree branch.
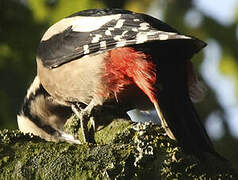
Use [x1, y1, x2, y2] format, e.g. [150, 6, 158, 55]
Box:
[0, 119, 237, 179]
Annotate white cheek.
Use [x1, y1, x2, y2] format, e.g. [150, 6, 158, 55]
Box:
[17, 115, 46, 139]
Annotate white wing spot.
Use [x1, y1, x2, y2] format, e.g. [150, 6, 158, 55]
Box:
[100, 41, 107, 49]
[147, 30, 160, 36]
[114, 35, 123, 41]
[136, 33, 148, 43]
[115, 41, 127, 47]
[122, 31, 128, 36]
[105, 30, 112, 36]
[83, 45, 89, 54]
[139, 23, 150, 30]
[176, 35, 191, 39]
[132, 28, 138, 32]
[114, 19, 125, 28]
[159, 34, 169, 40]
[108, 27, 115, 31]
[133, 19, 140, 22]
[166, 32, 177, 35]
[91, 34, 102, 43]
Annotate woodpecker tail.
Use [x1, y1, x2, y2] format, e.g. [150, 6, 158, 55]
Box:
[153, 59, 217, 158]
[107, 47, 219, 158]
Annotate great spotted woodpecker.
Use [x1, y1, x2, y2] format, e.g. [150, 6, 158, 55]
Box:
[18, 8, 216, 157]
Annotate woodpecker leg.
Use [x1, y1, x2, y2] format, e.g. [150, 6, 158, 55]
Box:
[71, 101, 96, 144]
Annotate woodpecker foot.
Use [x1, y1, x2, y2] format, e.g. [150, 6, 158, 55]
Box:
[71, 103, 96, 144]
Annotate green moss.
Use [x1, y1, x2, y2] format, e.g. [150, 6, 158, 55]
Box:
[64, 115, 81, 136]
[95, 119, 132, 144]
[0, 120, 238, 179]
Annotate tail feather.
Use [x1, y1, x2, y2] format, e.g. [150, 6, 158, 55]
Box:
[156, 94, 214, 154]
[154, 59, 216, 157]
[154, 101, 175, 140]
[111, 47, 218, 157]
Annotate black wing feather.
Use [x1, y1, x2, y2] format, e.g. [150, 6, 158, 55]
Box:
[37, 9, 206, 68]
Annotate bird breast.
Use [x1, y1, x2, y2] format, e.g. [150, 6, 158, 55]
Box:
[37, 53, 107, 105]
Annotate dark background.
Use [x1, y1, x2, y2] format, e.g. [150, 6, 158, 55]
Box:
[1, 0, 238, 168]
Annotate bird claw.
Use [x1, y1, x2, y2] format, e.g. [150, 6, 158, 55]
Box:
[71, 104, 96, 144]
[79, 110, 96, 144]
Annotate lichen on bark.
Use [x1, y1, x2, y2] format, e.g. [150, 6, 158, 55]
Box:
[0, 118, 237, 179]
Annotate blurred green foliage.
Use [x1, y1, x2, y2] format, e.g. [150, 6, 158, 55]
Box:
[28, 0, 104, 23]
[0, 0, 238, 168]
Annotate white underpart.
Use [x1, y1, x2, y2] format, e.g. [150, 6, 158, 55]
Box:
[91, 34, 103, 43]
[41, 14, 121, 41]
[114, 19, 125, 28]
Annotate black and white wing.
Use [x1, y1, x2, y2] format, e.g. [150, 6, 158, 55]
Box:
[37, 8, 206, 68]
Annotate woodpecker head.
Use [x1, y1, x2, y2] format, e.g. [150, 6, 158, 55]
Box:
[17, 76, 80, 143]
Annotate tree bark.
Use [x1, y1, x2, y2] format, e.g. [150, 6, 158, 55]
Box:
[0, 118, 237, 179]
